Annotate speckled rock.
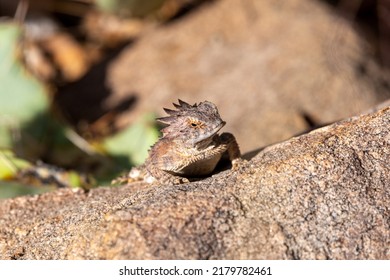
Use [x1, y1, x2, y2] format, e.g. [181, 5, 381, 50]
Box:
[0, 104, 388, 259]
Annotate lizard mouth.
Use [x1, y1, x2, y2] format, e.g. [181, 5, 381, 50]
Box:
[215, 121, 226, 133]
[194, 121, 226, 145]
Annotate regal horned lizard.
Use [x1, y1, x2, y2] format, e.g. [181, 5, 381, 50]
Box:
[114, 100, 242, 185]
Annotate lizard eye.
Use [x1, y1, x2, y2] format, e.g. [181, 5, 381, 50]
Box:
[191, 123, 198, 127]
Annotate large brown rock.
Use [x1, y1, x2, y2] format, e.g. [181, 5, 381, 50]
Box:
[0, 105, 389, 259]
[107, 0, 389, 152]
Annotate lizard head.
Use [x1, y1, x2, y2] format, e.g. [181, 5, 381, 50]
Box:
[157, 100, 226, 148]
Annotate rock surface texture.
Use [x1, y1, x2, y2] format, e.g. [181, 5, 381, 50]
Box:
[0, 105, 389, 259]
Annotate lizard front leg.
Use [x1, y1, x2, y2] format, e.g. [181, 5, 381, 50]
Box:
[146, 163, 190, 185]
[220, 132, 243, 168]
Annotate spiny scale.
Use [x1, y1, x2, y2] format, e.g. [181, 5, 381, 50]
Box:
[174, 99, 193, 109]
[157, 99, 197, 124]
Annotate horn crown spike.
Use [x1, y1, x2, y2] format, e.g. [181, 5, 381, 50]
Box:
[172, 99, 193, 110]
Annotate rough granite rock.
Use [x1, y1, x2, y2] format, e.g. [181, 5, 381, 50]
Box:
[0, 105, 389, 260]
